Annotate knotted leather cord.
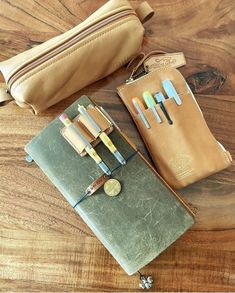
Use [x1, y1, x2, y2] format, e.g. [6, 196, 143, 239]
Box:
[73, 150, 138, 208]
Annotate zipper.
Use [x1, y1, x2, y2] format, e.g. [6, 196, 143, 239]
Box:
[126, 67, 149, 84]
[6, 8, 136, 93]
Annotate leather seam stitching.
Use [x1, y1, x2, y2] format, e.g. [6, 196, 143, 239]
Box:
[5, 5, 134, 80]
[11, 18, 139, 93]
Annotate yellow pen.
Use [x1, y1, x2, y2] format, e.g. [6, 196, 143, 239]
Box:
[143, 91, 162, 123]
[59, 113, 111, 175]
[78, 105, 126, 165]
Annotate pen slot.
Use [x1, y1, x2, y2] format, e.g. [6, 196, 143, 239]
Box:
[132, 100, 176, 128]
[61, 107, 113, 157]
[118, 67, 232, 189]
[128, 89, 191, 126]
[133, 89, 232, 189]
[79, 105, 113, 138]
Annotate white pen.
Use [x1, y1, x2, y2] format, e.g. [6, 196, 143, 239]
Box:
[132, 97, 150, 129]
[78, 105, 126, 165]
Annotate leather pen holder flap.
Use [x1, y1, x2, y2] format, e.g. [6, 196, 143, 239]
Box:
[117, 67, 232, 189]
[61, 105, 113, 156]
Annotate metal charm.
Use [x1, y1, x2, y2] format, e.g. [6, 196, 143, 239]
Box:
[139, 272, 153, 290]
[25, 154, 34, 163]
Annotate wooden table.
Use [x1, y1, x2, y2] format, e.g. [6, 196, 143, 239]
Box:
[0, 0, 234, 291]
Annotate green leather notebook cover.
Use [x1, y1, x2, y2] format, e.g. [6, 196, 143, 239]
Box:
[25, 95, 195, 275]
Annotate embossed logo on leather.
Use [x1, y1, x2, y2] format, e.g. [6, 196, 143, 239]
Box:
[147, 56, 177, 69]
[168, 154, 194, 180]
[144, 53, 186, 72]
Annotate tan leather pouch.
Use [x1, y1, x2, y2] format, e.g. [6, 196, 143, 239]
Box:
[117, 67, 232, 189]
[0, 0, 154, 114]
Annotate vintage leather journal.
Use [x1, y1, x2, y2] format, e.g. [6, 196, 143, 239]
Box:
[25, 95, 195, 275]
[0, 0, 154, 114]
[117, 65, 232, 189]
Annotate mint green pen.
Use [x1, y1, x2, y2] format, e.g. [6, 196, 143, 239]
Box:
[143, 91, 162, 123]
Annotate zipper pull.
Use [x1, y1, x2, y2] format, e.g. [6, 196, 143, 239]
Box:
[126, 67, 149, 84]
[126, 50, 167, 84]
[126, 52, 146, 83]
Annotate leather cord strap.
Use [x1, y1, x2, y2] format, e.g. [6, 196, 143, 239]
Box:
[0, 83, 14, 106]
[135, 1, 155, 24]
[127, 50, 167, 81]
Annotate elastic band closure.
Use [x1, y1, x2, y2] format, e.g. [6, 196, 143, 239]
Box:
[110, 150, 138, 174]
[73, 192, 88, 208]
[72, 150, 138, 208]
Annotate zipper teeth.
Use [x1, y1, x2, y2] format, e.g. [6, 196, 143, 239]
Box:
[8, 9, 136, 91]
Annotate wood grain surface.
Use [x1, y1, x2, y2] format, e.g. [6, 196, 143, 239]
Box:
[0, 0, 235, 291]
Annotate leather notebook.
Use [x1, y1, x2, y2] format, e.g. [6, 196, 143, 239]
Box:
[25, 95, 195, 275]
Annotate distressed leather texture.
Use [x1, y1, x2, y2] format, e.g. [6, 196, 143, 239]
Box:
[0, 0, 154, 114]
[117, 67, 232, 189]
[25, 95, 195, 275]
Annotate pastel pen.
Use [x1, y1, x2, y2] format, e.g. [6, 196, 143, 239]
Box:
[59, 113, 111, 175]
[143, 91, 162, 123]
[78, 105, 126, 165]
[162, 79, 182, 105]
[132, 97, 150, 129]
[154, 92, 173, 125]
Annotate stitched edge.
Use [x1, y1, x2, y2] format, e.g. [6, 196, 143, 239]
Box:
[60, 118, 114, 156]
[12, 18, 140, 93]
[6, 5, 134, 80]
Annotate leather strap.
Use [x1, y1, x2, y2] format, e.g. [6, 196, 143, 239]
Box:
[135, 1, 155, 24]
[0, 83, 14, 106]
[127, 50, 186, 81]
[127, 50, 167, 80]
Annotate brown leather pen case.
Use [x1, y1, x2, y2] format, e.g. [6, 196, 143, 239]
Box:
[117, 67, 232, 189]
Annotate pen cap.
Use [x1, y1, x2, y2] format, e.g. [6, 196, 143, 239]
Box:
[77, 104, 86, 115]
[154, 92, 165, 103]
[59, 113, 72, 127]
[143, 91, 156, 108]
[132, 97, 146, 114]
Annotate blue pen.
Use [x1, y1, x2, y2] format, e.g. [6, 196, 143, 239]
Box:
[162, 80, 182, 105]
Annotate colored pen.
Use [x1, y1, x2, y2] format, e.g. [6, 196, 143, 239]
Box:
[143, 91, 162, 123]
[78, 105, 126, 165]
[162, 80, 182, 105]
[132, 97, 150, 129]
[154, 92, 173, 125]
[59, 113, 111, 175]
